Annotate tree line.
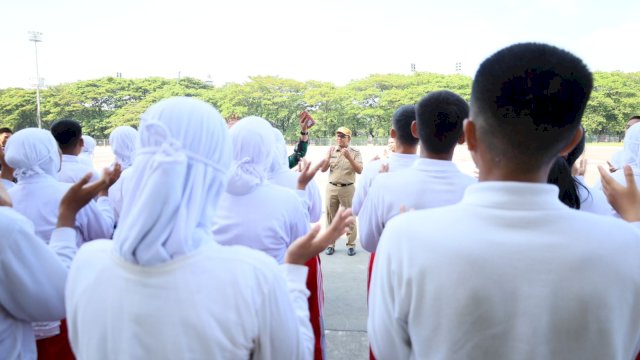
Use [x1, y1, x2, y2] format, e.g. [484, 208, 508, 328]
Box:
[1, 71, 638, 141]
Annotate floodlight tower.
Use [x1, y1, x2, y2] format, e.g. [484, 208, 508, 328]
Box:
[28, 31, 43, 128]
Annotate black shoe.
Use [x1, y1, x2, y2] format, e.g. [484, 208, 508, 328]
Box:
[325, 247, 335, 255]
[347, 248, 356, 256]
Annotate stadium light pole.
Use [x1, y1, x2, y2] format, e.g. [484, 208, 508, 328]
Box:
[28, 31, 43, 128]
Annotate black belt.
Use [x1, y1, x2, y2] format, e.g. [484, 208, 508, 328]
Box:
[329, 182, 353, 187]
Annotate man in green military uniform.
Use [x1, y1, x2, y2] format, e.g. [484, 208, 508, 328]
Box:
[321, 126, 363, 256]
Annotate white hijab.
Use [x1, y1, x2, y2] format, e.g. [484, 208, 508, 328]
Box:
[109, 126, 139, 169]
[4, 128, 61, 181]
[622, 124, 640, 170]
[114, 97, 231, 266]
[226, 116, 275, 195]
[78, 135, 96, 167]
[268, 128, 290, 177]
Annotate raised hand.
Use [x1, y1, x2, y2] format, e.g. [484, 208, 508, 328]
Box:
[572, 157, 587, 177]
[0, 181, 11, 207]
[57, 166, 121, 227]
[598, 165, 640, 222]
[340, 148, 352, 161]
[285, 207, 355, 265]
[297, 159, 326, 190]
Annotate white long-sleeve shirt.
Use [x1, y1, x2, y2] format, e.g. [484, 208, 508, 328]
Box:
[269, 169, 322, 223]
[352, 152, 418, 215]
[212, 183, 309, 263]
[358, 158, 475, 253]
[9, 174, 114, 246]
[0, 207, 76, 360]
[65, 240, 314, 360]
[573, 175, 610, 215]
[57, 154, 100, 184]
[369, 182, 640, 360]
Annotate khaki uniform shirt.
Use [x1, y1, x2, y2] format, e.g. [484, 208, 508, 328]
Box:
[329, 146, 362, 184]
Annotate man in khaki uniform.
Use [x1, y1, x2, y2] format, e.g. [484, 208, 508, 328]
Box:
[321, 126, 363, 256]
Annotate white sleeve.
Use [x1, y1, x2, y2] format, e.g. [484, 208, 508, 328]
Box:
[253, 264, 313, 360]
[306, 181, 322, 223]
[0, 212, 72, 322]
[368, 224, 412, 359]
[108, 176, 125, 221]
[358, 180, 387, 253]
[352, 164, 377, 216]
[96, 196, 116, 226]
[75, 199, 115, 242]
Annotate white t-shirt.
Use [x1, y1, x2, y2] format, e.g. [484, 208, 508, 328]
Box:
[369, 181, 640, 359]
[0, 207, 76, 360]
[358, 158, 475, 253]
[65, 240, 314, 360]
[212, 183, 309, 264]
[352, 152, 418, 215]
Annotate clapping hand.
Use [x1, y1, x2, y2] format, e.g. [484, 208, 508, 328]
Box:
[598, 165, 640, 222]
[297, 159, 326, 190]
[285, 207, 355, 265]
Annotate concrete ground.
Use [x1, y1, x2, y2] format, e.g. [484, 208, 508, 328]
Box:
[92, 143, 620, 359]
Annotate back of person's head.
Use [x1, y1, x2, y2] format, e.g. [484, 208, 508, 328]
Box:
[547, 157, 581, 209]
[50, 119, 83, 153]
[114, 97, 232, 266]
[226, 116, 275, 196]
[4, 128, 61, 180]
[415, 90, 469, 154]
[471, 43, 592, 171]
[109, 126, 139, 169]
[627, 115, 640, 131]
[268, 128, 289, 176]
[82, 135, 96, 154]
[547, 130, 587, 209]
[391, 105, 419, 147]
[565, 129, 586, 168]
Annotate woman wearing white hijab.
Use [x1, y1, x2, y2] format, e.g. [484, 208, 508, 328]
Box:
[4, 128, 115, 359]
[212, 116, 309, 264]
[269, 127, 326, 359]
[78, 135, 96, 168]
[65, 97, 353, 359]
[107, 126, 139, 221]
[109, 126, 138, 170]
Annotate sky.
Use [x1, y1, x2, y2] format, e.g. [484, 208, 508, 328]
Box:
[1, 0, 638, 89]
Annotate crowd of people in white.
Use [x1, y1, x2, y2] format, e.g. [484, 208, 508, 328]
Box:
[1, 42, 640, 360]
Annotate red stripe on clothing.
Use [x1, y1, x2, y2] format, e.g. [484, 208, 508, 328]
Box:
[306, 255, 325, 360]
[35, 319, 75, 360]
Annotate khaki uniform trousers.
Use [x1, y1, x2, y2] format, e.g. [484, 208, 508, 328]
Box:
[326, 183, 357, 248]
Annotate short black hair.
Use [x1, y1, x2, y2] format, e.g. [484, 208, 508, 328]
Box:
[471, 43, 592, 170]
[415, 90, 469, 154]
[50, 119, 82, 151]
[629, 115, 640, 121]
[391, 105, 419, 147]
[0, 127, 12, 134]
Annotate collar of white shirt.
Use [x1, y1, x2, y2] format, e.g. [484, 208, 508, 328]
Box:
[461, 181, 564, 210]
[61, 154, 80, 163]
[411, 158, 459, 172]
